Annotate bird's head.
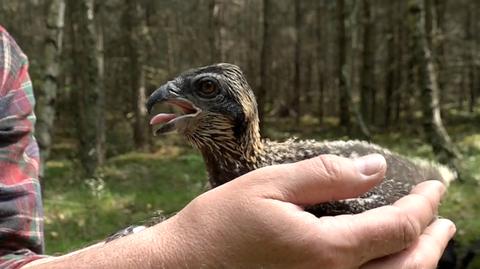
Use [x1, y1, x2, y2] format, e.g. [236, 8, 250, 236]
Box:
[146, 63, 261, 153]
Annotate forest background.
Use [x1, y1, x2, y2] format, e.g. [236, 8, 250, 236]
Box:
[0, 0, 479, 265]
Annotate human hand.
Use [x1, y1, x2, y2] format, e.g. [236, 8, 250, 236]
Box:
[153, 154, 455, 268]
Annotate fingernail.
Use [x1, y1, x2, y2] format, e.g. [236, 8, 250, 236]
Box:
[354, 154, 386, 176]
[437, 218, 457, 238]
[447, 220, 457, 238]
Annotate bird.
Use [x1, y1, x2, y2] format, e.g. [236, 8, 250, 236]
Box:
[145, 63, 456, 216]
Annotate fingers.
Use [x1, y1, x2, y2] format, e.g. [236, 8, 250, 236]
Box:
[238, 154, 386, 205]
[316, 180, 446, 265]
[393, 180, 447, 241]
[361, 219, 456, 269]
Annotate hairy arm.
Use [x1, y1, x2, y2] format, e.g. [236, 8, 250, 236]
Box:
[23, 227, 168, 269]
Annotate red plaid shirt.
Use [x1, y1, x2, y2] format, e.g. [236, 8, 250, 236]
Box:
[0, 25, 46, 268]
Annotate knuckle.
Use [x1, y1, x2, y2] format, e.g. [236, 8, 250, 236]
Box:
[314, 155, 343, 181]
[402, 216, 421, 246]
[313, 218, 355, 268]
[391, 207, 421, 247]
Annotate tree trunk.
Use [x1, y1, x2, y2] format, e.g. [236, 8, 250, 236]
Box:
[360, 0, 375, 125]
[407, 0, 460, 169]
[292, 0, 301, 126]
[258, 0, 272, 132]
[384, 1, 396, 128]
[475, 2, 480, 112]
[36, 0, 65, 176]
[337, 0, 370, 138]
[211, 0, 226, 62]
[316, 1, 325, 124]
[405, 2, 421, 126]
[395, 10, 409, 123]
[96, 2, 106, 166]
[465, 1, 476, 113]
[336, 0, 351, 131]
[70, 0, 105, 177]
[348, 0, 359, 106]
[125, 0, 150, 151]
[433, 0, 447, 102]
[304, 57, 314, 107]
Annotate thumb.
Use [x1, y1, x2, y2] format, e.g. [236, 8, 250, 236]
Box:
[242, 154, 386, 205]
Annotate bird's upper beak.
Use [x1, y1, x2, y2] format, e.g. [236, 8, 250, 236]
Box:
[146, 82, 178, 114]
[146, 82, 201, 135]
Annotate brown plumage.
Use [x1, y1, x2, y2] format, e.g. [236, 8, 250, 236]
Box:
[146, 63, 456, 216]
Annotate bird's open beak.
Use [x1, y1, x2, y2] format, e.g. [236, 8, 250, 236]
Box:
[146, 82, 201, 135]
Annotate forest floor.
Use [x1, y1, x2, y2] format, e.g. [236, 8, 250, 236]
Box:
[43, 110, 480, 260]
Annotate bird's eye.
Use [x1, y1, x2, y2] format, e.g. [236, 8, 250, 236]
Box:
[198, 80, 218, 97]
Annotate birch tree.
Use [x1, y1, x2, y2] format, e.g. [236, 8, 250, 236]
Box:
[407, 0, 460, 169]
[36, 0, 65, 176]
[70, 0, 105, 177]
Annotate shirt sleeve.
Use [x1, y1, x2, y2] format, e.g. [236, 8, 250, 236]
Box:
[0, 25, 48, 269]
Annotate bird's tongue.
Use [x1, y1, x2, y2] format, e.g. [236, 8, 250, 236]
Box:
[150, 113, 177, 125]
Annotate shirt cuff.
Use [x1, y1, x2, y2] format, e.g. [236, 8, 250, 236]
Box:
[0, 249, 49, 269]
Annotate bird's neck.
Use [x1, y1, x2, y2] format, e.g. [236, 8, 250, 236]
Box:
[185, 115, 264, 187]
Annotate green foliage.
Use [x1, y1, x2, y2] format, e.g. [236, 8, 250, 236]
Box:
[43, 146, 206, 254]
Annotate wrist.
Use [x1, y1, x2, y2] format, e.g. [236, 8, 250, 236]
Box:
[149, 215, 211, 268]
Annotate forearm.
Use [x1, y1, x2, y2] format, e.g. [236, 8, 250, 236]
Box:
[22, 217, 193, 269]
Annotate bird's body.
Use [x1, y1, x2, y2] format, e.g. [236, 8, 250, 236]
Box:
[146, 63, 455, 216]
[275, 139, 453, 214]
[194, 134, 450, 215]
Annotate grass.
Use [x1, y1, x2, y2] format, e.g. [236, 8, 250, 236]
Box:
[42, 111, 480, 259]
[43, 146, 206, 254]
